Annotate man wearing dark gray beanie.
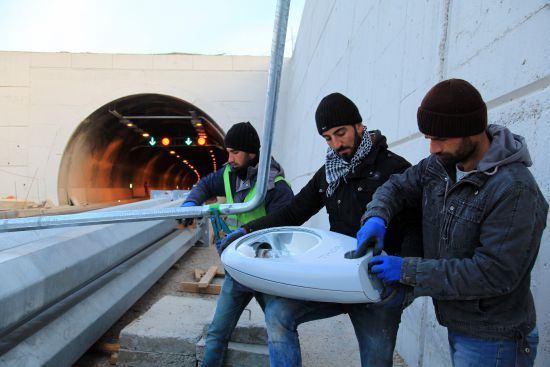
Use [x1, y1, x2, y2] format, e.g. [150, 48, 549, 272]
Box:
[182, 121, 293, 366]
[219, 92, 423, 366]
[362, 79, 548, 367]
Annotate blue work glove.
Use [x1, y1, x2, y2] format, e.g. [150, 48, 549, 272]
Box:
[180, 201, 197, 226]
[217, 228, 246, 255]
[181, 201, 197, 207]
[355, 216, 386, 256]
[369, 255, 403, 284]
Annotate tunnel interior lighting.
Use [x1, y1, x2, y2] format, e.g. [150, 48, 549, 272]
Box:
[181, 158, 201, 182]
[142, 133, 150, 138]
[126, 122, 134, 127]
[129, 183, 133, 189]
[169, 150, 175, 155]
[161, 137, 171, 146]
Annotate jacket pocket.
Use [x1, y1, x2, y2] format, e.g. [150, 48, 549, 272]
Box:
[445, 199, 485, 254]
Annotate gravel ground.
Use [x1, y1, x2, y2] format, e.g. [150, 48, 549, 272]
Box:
[74, 239, 407, 367]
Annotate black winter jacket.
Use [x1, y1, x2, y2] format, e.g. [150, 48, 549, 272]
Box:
[184, 158, 293, 213]
[246, 131, 422, 257]
[365, 125, 548, 339]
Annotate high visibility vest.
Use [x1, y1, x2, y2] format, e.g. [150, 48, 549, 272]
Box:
[223, 165, 288, 230]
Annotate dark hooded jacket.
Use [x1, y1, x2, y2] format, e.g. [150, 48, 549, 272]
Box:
[246, 131, 422, 257]
[365, 125, 549, 339]
[184, 157, 293, 212]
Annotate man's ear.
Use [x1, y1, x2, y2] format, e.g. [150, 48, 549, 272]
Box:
[355, 122, 364, 135]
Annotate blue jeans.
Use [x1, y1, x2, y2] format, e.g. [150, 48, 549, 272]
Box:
[263, 295, 402, 367]
[448, 327, 539, 367]
[201, 275, 264, 367]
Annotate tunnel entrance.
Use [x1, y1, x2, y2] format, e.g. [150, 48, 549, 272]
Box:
[58, 94, 226, 205]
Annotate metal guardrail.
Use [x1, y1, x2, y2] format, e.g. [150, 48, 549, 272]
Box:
[0, 0, 291, 233]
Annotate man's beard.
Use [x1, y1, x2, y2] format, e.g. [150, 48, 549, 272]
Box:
[336, 127, 362, 161]
[436, 137, 477, 167]
[232, 154, 259, 179]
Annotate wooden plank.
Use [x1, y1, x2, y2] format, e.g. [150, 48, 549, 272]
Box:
[194, 267, 224, 281]
[98, 342, 120, 353]
[180, 282, 222, 295]
[194, 268, 205, 281]
[198, 266, 218, 288]
[92, 340, 120, 353]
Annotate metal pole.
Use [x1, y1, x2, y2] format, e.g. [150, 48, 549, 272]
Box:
[219, 0, 290, 216]
[0, 0, 291, 233]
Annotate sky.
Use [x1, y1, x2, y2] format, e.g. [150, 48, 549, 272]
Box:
[0, 0, 305, 56]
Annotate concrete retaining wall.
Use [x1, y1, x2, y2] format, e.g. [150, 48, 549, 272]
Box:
[273, 1, 549, 366]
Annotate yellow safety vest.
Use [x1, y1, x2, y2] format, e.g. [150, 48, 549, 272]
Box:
[222, 165, 288, 230]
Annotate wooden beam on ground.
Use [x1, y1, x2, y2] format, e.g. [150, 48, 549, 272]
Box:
[194, 266, 225, 281]
[93, 340, 120, 353]
[198, 266, 218, 288]
[194, 268, 205, 281]
[180, 282, 222, 295]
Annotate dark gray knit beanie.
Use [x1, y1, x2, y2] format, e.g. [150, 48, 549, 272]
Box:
[315, 93, 362, 134]
[417, 79, 487, 138]
[224, 122, 260, 154]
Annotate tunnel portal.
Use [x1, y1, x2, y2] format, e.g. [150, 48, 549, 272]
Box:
[57, 94, 226, 205]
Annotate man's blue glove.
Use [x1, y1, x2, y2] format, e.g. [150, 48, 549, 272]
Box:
[355, 216, 386, 256]
[181, 201, 197, 207]
[217, 228, 246, 255]
[369, 255, 403, 284]
[180, 201, 197, 226]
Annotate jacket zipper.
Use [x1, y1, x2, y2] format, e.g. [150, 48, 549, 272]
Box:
[434, 159, 481, 256]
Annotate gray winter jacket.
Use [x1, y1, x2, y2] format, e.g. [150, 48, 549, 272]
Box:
[364, 125, 548, 339]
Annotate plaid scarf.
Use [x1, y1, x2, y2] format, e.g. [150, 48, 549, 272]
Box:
[325, 128, 372, 197]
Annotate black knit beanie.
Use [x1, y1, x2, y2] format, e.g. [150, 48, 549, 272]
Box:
[315, 93, 362, 134]
[417, 79, 487, 138]
[224, 122, 260, 154]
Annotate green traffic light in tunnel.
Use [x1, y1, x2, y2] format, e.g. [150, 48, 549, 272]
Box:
[184, 137, 193, 146]
[148, 137, 157, 146]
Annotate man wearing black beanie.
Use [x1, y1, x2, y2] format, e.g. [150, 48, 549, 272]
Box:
[182, 121, 293, 366]
[362, 79, 547, 367]
[218, 93, 422, 366]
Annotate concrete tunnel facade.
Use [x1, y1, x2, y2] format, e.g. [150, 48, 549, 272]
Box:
[0, 52, 270, 205]
[57, 93, 225, 205]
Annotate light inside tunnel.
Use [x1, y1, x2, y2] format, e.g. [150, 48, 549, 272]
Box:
[57, 93, 226, 205]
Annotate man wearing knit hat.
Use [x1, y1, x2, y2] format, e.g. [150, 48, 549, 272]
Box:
[181, 121, 293, 366]
[362, 79, 548, 366]
[218, 93, 421, 366]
